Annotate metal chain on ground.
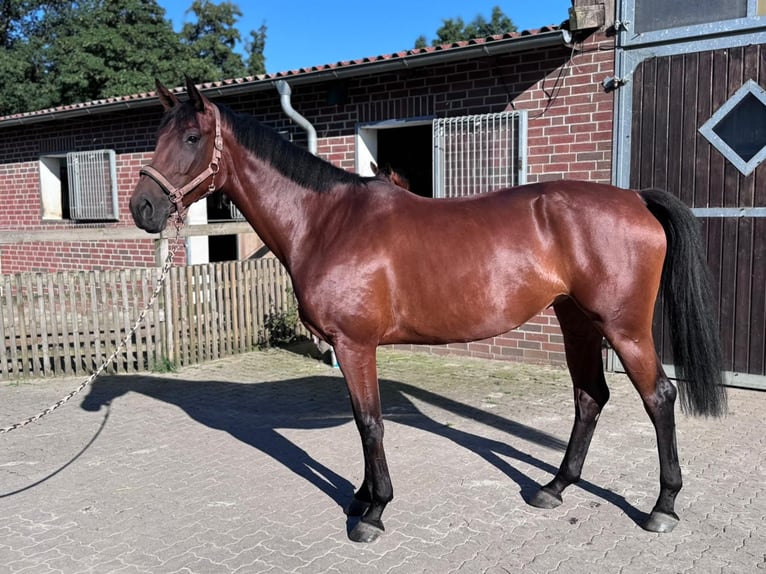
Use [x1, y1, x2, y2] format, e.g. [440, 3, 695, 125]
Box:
[0, 219, 184, 434]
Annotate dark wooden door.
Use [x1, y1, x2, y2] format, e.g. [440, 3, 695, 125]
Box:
[630, 46, 766, 376]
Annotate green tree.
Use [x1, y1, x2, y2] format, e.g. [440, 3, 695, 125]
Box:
[0, 1, 61, 113]
[0, 0, 268, 116]
[465, 6, 515, 38]
[45, 0, 184, 105]
[1, 0, 42, 47]
[416, 5, 517, 47]
[245, 22, 267, 76]
[181, 0, 246, 80]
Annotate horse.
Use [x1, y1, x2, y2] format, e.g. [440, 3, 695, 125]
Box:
[370, 161, 411, 191]
[130, 78, 727, 543]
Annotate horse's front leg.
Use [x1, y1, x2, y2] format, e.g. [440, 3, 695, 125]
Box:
[334, 341, 393, 543]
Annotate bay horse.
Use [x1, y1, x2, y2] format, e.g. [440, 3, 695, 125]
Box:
[130, 79, 727, 543]
[370, 161, 411, 190]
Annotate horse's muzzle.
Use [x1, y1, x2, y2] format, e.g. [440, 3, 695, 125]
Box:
[129, 190, 173, 233]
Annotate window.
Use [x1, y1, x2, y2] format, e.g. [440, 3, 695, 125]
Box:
[619, 0, 765, 47]
[229, 196, 246, 220]
[356, 112, 527, 199]
[432, 112, 527, 198]
[39, 150, 119, 221]
[356, 118, 434, 196]
[699, 80, 766, 176]
[634, 0, 747, 34]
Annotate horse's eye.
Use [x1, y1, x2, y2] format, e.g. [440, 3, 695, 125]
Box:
[185, 134, 200, 145]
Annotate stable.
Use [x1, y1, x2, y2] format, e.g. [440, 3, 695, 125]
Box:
[0, 7, 614, 367]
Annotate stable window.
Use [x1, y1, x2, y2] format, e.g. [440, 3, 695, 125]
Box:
[432, 112, 527, 198]
[699, 80, 766, 176]
[229, 194, 246, 220]
[39, 150, 119, 221]
[634, 0, 746, 34]
[619, 0, 765, 47]
[356, 111, 527, 199]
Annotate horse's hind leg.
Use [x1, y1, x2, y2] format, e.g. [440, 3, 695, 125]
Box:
[530, 298, 610, 509]
[605, 328, 682, 533]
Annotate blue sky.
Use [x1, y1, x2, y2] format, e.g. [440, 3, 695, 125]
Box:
[157, 1, 572, 74]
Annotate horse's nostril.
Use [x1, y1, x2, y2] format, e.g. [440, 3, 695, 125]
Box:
[140, 198, 154, 220]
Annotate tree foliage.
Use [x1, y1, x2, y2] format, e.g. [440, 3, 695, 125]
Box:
[44, 1, 185, 105]
[0, 0, 266, 116]
[415, 6, 517, 48]
[181, 0, 246, 80]
[245, 23, 267, 77]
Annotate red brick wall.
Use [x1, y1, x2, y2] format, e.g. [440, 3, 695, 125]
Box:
[317, 137, 357, 168]
[394, 314, 567, 365]
[0, 162, 41, 228]
[518, 35, 614, 184]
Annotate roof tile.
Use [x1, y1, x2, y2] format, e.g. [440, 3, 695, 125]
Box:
[0, 26, 560, 123]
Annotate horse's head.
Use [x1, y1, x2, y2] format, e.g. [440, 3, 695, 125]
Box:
[130, 78, 225, 233]
[370, 162, 410, 191]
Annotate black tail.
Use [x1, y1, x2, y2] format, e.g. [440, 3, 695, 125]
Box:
[641, 189, 727, 417]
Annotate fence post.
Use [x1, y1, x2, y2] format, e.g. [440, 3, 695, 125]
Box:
[154, 237, 168, 267]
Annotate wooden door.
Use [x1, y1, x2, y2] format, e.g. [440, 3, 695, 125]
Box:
[630, 46, 766, 377]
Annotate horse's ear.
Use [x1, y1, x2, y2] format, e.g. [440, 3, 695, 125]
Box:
[155, 79, 179, 111]
[185, 76, 206, 112]
[370, 162, 379, 175]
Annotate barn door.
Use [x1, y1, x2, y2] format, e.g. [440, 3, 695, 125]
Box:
[629, 47, 766, 381]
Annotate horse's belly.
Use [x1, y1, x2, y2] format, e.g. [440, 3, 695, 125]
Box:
[381, 283, 560, 345]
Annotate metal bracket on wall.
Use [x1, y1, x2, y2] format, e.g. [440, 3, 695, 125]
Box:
[601, 76, 629, 92]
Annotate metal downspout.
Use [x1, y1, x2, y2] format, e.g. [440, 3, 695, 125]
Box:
[275, 79, 333, 363]
[275, 80, 317, 155]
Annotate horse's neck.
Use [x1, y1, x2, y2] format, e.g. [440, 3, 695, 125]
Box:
[225, 154, 340, 268]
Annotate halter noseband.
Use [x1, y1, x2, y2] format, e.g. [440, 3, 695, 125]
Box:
[139, 104, 223, 219]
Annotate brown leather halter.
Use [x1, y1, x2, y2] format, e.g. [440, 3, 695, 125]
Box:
[139, 104, 223, 219]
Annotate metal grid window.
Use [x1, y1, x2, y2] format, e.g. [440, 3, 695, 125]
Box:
[66, 150, 119, 221]
[230, 197, 246, 220]
[432, 111, 527, 199]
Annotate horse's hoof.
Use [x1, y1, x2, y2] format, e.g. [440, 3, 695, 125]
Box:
[349, 519, 384, 543]
[345, 498, 370, 517]
[643, 511, 679, 533]
[528, 488, 563, 509]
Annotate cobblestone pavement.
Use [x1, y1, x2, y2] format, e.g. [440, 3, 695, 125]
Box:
[1, 348, 764, 573]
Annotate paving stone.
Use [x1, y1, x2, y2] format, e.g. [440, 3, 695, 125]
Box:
[1, 348, 764, 573]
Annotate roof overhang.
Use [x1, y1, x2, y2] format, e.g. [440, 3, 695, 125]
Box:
[0, 29, 572, 128]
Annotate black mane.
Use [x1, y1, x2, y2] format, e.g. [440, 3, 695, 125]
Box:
[217, 104, 369, 193]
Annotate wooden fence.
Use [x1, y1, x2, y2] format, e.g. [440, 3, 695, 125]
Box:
[0, 258, 304, 380]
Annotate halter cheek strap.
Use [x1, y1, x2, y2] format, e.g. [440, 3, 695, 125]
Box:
[139, 104, 223, 219]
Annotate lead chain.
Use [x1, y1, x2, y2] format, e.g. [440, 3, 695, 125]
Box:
[0, 219, 184, 434]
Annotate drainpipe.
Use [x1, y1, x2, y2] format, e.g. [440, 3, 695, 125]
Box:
[275, 80, 317, 155]
[275, 79, 335, 364]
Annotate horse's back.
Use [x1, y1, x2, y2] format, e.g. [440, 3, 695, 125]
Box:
[299, 179, 666, 345]
[371, 179, 663, 265]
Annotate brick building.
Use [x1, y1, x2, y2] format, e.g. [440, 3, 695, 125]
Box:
[0, 12, 615, 366]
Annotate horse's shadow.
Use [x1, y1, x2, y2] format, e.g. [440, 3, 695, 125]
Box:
[79, 369, 647, 526]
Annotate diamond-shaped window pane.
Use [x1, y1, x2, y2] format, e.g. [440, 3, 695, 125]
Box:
[699, 80, 766, 176]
